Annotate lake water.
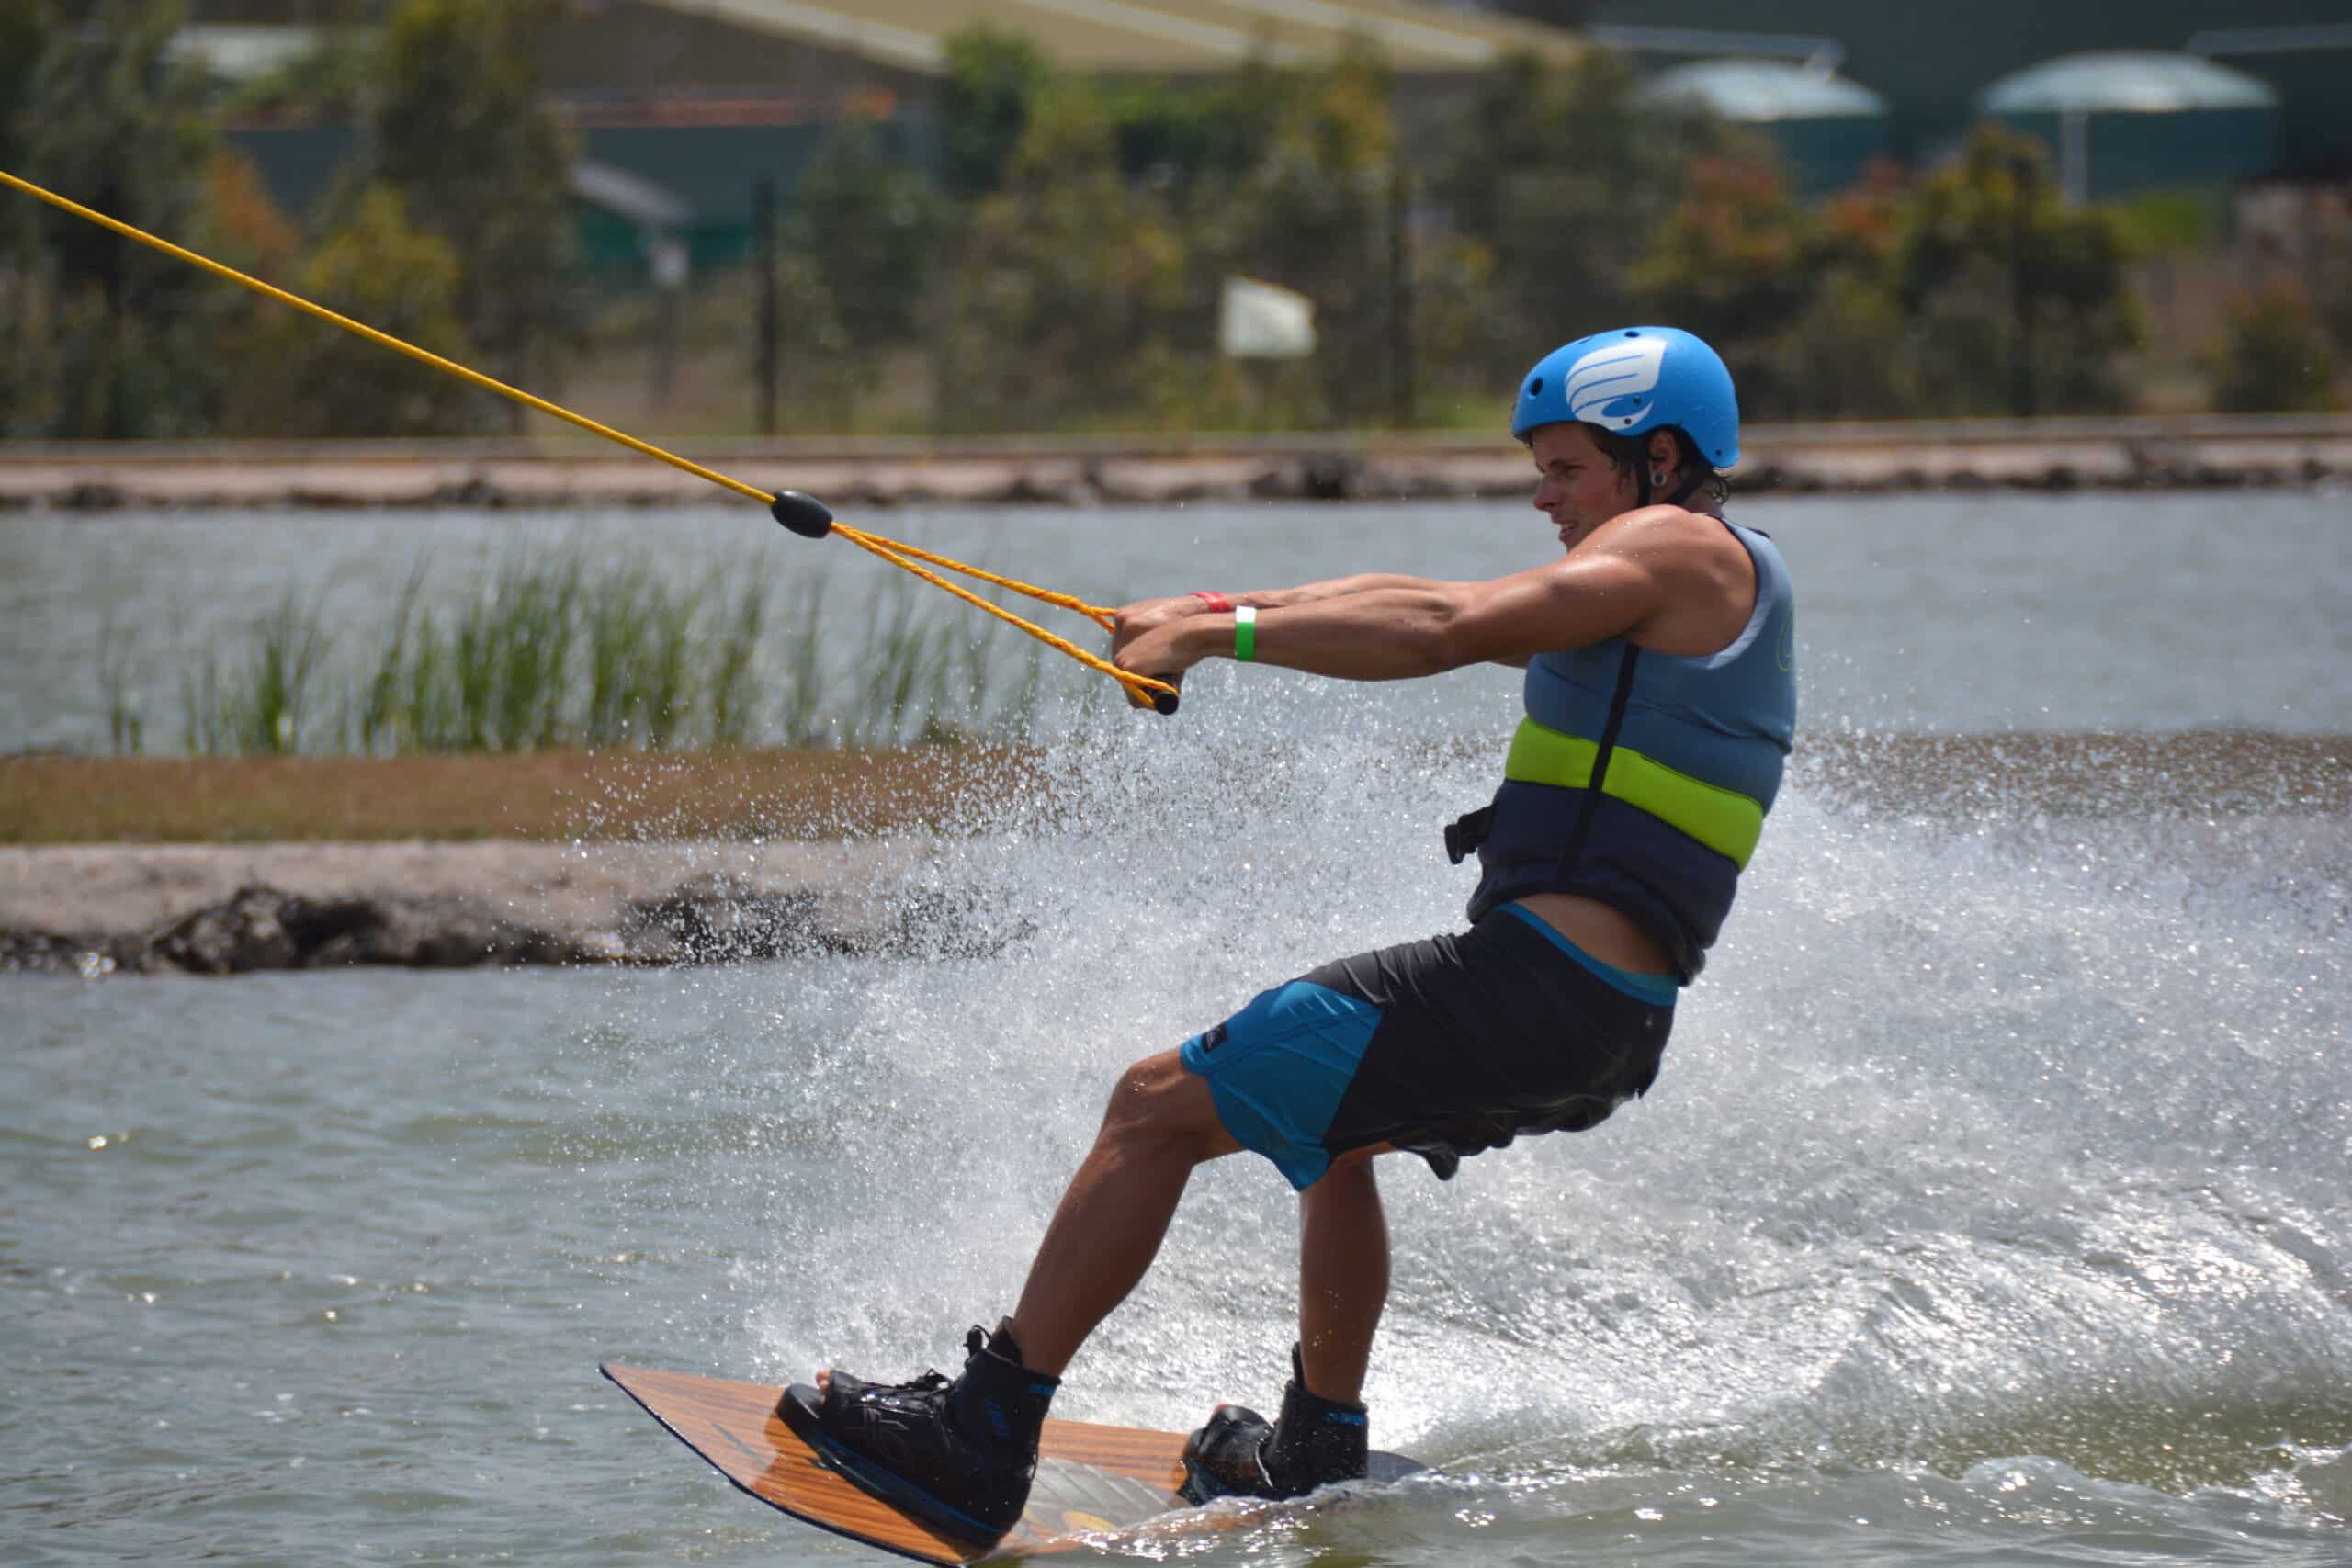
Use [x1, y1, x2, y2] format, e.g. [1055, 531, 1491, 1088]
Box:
[3, 491, 2349, 750]
[4, 491, 2350, 1564]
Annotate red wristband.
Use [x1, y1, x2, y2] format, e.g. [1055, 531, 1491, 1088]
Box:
[1192, 592, 1233, 613]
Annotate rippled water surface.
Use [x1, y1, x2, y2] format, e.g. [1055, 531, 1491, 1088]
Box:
[5, 491, 2351, 1563]
[4, 490, 2349, 750]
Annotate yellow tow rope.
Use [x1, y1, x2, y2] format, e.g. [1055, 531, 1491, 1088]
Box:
[0, 167, 1179, 713]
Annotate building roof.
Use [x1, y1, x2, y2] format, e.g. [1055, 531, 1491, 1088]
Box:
[643, 0, 1581, 76]
[166, 23, 323, 82]
[1643, 58, 1887, 122]
[1978, 51, 2282, 116]
[570, 161, 695, 227]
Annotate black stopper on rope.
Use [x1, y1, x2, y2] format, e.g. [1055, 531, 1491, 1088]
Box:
[771, 490, 833, 539]
[1150, 686, 1180, 716]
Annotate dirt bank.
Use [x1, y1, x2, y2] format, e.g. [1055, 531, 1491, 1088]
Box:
[0, 839, 977, 976]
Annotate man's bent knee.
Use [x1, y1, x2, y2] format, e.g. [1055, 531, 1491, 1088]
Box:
[1100, 1051, 1238, 1164]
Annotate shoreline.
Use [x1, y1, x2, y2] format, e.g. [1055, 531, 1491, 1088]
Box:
[0, 839, 968, 976]
[6, 414, 2350, 509]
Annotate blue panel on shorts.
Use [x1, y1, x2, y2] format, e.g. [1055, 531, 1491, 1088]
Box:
[1179, 980, 1381, 1190]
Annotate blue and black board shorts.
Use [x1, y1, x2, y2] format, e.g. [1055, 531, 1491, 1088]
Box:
[1179, 904, 1676, 1189]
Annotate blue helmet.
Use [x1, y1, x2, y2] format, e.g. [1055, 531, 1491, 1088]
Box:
[1510, 325, 1739, 469]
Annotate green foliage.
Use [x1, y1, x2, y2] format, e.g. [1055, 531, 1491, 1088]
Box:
[181, 595, 336, 757]
[1102, 63, 1291, 199]
[1892, 125, 2143, 416]
[146, 548, 1092, 756]
[0, 0, 53, 172]
[357, 0, 580, 412]
[220, 185, 479, 436]
[222, 20, 378, 121]
[2114, 190, 2225, 254]
[1631, 148, 1817, 416]
[2313, 223, 2352, 368]
[941, 24, 1058, 199]
[775, 117, 947, 425]
[1223, 49, 1400, 425]
[0, 13, 2240, 442]
[936, 82, 1190, 431]
[1, 0, 231, 437]
[97, 611, 145, 756]
[0, 0, 590, 442]
[1433, 50, 1724, 382]
[2208, 285, 2341, 412]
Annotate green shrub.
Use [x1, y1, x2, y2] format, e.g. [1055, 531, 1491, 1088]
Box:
[2210, 285, 2342, 413]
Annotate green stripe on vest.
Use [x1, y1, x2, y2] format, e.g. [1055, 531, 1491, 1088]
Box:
[1503, 717, 1765, 868]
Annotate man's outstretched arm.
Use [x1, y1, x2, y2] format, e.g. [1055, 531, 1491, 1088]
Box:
[1118, 548, 1669, 686]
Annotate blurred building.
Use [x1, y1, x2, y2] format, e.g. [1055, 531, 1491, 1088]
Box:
[186, 0, 1588, 284]
[1577, 0, 2350, 185]
[1637, 58, 1891, 197]
[1976, 52, 2282, 204]
[176, 0, 2352, 285]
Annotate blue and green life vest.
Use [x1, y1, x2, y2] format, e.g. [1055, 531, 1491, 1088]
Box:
[1457, 519, 1797, 981]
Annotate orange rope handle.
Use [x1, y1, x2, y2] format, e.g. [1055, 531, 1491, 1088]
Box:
[834, 528, 1116, 629]
[834, 528, 1170, 703]
[0, 166, 1165, 700]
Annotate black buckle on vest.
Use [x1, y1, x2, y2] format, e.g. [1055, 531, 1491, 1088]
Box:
[1443, 806, 1495, 865]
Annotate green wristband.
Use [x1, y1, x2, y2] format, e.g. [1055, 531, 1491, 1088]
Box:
[1233, 604, 1258, 662]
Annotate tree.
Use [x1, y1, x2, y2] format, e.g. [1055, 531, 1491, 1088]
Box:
[0, 0, 53, 172]
[940, 24, 1058, 199]
[2209, 285, 2341, 412]
[777, 117, 946, 425]
[3, 0, 230, 437]
[1892, 125, 2142, 416]
[1758, 162, 1920, 420]
[1432, 50, 1724, 382]
[1221, 49, 1401, 425]
[1630, 147, 1815, 415]
[1102, 61, 1290, 204]
[934, 83, 1188, 430]
[354, 0, 580, 423]
[218, 185, 480, 437]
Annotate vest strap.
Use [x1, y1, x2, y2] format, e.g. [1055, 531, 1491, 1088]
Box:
[1557, 647, 1641, 879]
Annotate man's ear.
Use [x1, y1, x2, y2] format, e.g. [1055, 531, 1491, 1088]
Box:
[1645, 431, 1679, 485]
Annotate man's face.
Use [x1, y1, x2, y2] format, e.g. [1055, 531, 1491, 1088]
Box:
[1528, 423, 1638, 552]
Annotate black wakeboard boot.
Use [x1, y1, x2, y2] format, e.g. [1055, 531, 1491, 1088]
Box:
[1179, 1343, 1368, 1505]
[777, 1321, 1057, 1542]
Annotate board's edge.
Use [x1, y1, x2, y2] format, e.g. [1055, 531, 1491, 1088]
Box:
[600, 1363, 991, 1568]
[601, 1363, 1431, 1562]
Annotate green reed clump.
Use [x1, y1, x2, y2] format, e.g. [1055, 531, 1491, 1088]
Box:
[180, 594, 336, 756]
[463, 557, 582, 750]
[707, 574, 767, 749]
[775, 573, 831, 749]
[146, 544, 1101, 757]
[97, 614, 145, 755]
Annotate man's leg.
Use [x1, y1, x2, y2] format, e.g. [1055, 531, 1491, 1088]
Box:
[1004, 1050, 1239, 1376]
[1296, 1151, 1388, 1404]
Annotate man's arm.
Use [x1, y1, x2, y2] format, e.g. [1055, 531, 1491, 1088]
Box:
[1118, 551, 1662, 684]
[1109, 573, 1456, 651]
[1114, 509, 1734, 686]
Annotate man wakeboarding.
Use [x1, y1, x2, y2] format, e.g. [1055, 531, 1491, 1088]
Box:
[780, 326, 1798, 1541]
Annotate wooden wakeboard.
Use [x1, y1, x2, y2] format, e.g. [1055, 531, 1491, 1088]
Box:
[602, 1362, 1423, 1565]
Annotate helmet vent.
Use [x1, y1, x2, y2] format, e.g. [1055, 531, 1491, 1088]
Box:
[1528, 377, 1544, 397]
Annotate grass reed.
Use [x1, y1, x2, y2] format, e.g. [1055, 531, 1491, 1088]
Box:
[152, 544, 1101, 757]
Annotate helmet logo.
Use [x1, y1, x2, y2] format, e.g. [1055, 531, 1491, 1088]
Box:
[1563, 336, 1668, 430]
